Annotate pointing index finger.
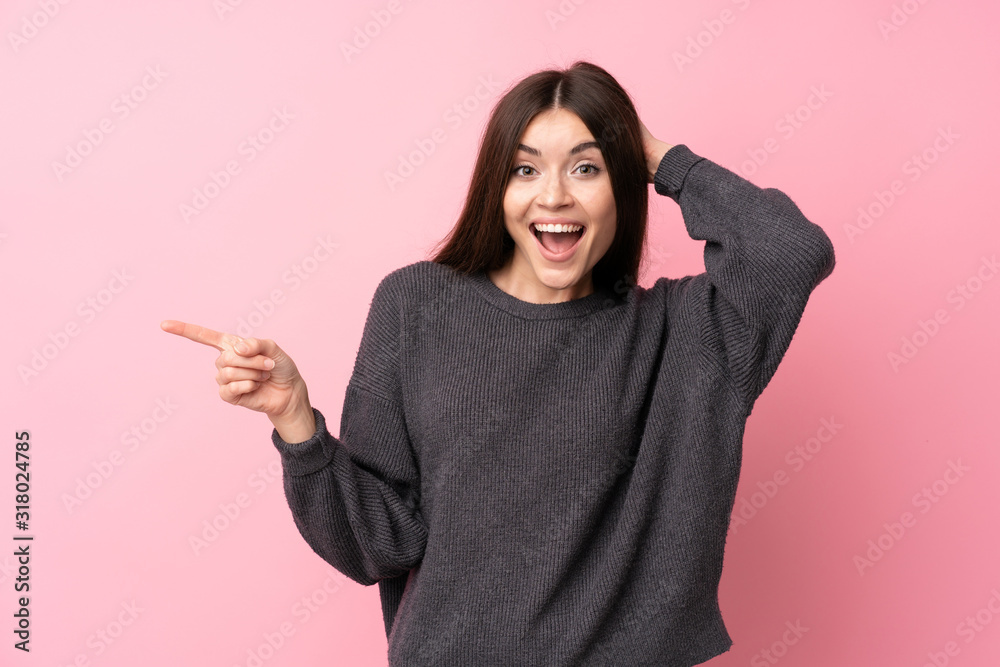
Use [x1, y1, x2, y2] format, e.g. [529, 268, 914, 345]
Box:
[160, 320, 237, 351]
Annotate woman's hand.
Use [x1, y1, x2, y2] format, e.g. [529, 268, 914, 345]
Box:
[638, 119, 673, 184]
[160, 320, 316, 441]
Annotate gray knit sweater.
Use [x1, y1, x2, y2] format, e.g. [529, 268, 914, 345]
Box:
[271, 145, 836, 666]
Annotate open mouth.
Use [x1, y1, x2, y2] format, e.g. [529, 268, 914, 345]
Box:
[531, 222, 586, 259]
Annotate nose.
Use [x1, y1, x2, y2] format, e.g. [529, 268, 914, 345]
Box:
[539, 172, 572, 208]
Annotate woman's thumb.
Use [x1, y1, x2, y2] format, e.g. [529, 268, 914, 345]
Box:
[233, 336, 280, 366]
[233, 337, 252, 355]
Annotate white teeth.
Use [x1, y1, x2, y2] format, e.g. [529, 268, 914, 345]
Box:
[533, 222, 583, 233]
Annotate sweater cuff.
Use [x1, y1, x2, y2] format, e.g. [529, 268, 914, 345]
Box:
[653, 144, 705, 200]
[271, 406, 335, 477]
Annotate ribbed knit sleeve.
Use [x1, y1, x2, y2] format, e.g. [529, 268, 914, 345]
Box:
[271, 272, 427, 586]
[653, 144, 836, 413]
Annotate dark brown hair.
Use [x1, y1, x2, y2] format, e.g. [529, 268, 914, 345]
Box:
[428, 61, 649, 295]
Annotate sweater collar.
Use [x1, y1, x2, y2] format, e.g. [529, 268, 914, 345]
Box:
[467, 269, 616, 320]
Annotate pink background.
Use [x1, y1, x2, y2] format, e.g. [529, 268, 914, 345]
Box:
[3, 1, 998, 665]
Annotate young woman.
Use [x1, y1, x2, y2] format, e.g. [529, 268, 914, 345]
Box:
[163, 61, 835, 666]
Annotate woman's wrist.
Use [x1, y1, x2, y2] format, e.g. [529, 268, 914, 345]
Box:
[271, 406, 316, 444]
[646, 140, 674, 183]
[270, 387, 316, 444]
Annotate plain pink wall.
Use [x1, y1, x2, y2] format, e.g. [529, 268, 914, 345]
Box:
[3, 1, 998, 665]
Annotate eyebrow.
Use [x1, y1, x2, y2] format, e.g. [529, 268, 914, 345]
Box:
[516, 141, 601, 157]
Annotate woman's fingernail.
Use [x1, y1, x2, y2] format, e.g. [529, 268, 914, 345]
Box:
[235, 343, 248, 354]
[264, 358, 274, 370]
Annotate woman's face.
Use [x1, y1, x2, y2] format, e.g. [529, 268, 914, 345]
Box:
[492, 107, 617, 303]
